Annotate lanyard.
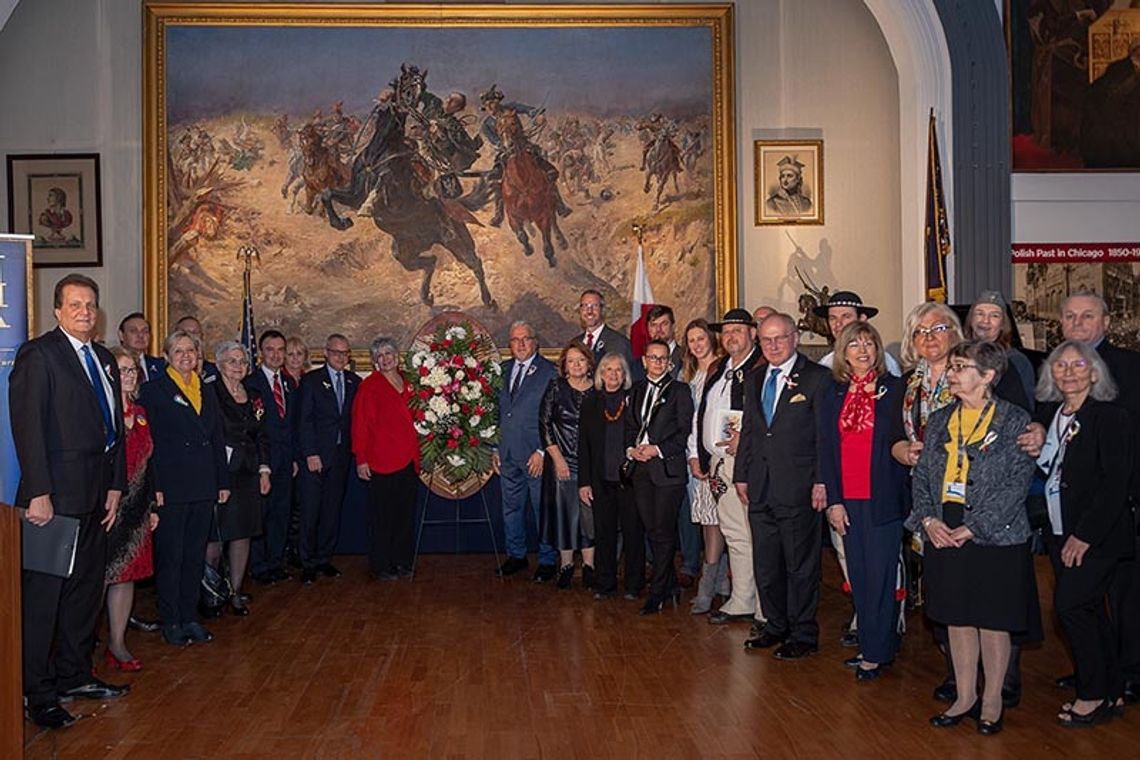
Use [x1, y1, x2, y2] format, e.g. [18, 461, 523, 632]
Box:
[1042, 409, 1078, 482]
[953, 400, 993, 479]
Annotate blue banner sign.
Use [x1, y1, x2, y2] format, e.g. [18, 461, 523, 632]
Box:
[0, 236, 33, 505]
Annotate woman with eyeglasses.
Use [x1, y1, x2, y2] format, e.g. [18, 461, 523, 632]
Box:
[1034, 340, 1131, 726]
[103, 348, 158, 671]
[206, 341, 270, 616]
[819, 323, 908, 681]
[906, 340, 1036, 736]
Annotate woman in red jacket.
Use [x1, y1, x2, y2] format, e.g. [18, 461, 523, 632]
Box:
[352, 337, 421, 580]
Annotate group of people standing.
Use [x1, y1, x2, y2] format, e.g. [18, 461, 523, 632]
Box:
[491, 286, 1140, 736]
[15, 273, 1140, 738]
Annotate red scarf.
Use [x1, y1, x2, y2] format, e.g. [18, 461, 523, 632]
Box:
[839, 370, 878, 434]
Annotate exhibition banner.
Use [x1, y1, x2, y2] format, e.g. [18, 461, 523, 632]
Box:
[0, 236, 33, 504]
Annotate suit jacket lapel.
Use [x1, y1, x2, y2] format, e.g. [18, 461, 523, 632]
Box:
[770, 354, 805, 424]
[51, 328, 111, 421]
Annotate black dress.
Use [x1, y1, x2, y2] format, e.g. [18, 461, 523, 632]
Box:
[212, 381, 269, 541]
[539, 377, 592, 551]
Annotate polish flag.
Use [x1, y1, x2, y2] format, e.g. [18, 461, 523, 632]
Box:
[629, 241, 657, 359]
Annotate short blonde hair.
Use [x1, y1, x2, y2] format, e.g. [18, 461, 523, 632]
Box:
[593, 352, 631, 391]
[900, 302, 963, 369]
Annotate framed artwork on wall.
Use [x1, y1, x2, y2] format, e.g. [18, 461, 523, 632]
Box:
[1007, 1, 1140, 171]
[142, 2, 737, 357]
[6, 153, 103, 268]
[753, 139, 823, 226]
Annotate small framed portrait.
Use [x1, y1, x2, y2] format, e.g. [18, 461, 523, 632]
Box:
[753, 139, 823, 225]
[6, 153, 103, 268]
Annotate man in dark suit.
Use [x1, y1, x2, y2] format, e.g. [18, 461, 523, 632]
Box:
[117, 311, 165, 382]
[246, 329, 299, 584]
[1060, 293, 1140, 701]
[625, 339, 694, 613]
[646, 304, 701, 586]
[297, 333, 359, 584]
[493, 320, 558, 579]
[735, 313, 830, 659]
[175, 315, 219, 382]
[575, 289, 638, 379]
[11, 273, 129, 729]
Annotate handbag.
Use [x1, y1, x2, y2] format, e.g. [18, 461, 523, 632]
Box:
[200, 560, 232, 614]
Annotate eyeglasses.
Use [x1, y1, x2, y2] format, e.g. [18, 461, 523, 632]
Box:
[644, 355, 670, 363]
[508, 336, 535, 344]
[118, 366, 138, 375]
[578, 303, 602, 312]
[1052, 358, 1090, 373]
[946, 362, 979, 373]
[759, 334, 794, 347]
[913, 324, 951, 339]
[326, 348, 350, 356]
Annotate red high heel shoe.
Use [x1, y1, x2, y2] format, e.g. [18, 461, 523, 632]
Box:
[105, 649, 143, 672]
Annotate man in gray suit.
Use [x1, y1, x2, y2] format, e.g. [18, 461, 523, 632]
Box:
[575, 289, 638, 380]
[493, 321, 558, 579]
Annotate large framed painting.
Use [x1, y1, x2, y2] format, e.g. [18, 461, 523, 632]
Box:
[143, 3, 737, 357]
[6, 154, 103, 268]
[1009, 1, 1140, 172]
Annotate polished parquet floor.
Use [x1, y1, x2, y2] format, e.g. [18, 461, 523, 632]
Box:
[22, 552, 1140, 759]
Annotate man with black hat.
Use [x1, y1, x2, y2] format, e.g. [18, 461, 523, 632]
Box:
[691, 308, 765, 625]
[814, 290, 901, 376]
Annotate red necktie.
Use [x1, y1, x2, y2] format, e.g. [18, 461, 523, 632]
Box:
[585, 332, 594, 349]
[272, 372, 286, 418]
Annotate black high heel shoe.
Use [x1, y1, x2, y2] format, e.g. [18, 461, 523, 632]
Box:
[930, 701, 980, 727]
[977, 711, 1003, 735]
[639, 594, 665, 615]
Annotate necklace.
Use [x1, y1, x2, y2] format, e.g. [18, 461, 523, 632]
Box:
[603, 397, 626, 422]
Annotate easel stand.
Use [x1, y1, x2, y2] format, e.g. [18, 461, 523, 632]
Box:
[411, 472, 502, 580]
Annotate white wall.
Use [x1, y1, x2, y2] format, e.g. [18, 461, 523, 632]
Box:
[1013, 174, 1140, 244]
[0, 0, 907, 344]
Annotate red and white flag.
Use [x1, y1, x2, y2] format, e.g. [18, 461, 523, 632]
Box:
[629, 241, 657, 359]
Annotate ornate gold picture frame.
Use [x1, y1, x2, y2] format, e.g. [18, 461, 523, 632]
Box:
[753, 139, 823, 226]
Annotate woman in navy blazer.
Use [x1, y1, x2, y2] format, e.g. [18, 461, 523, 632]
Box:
[138, 330, 230, 647]
[819, 323, 908, 681]
[1034, 340, 1133, 726]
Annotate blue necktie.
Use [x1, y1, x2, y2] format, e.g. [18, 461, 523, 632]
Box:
[762, 367, 781, 426]
[334, 370, 344, 412]
[510, 363, 523, 396]
[81, 345, 116, 449]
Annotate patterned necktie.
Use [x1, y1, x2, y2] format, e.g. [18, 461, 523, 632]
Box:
[510, 363, 524, 396]
[762, 367, 781, 425]
[81, 345, 116, 449]
[334, 370, 344, 412]
[585, 331, 594, 349]
[272, 371, 286, 418]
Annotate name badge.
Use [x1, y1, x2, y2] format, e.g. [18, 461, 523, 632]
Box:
[944, 481, 966, 500]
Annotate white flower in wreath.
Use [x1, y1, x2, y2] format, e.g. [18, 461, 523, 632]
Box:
[426, 367, 449, 388]
[446, 454, 466, 467]
[423, 354, 437, 369]
[424, 410, 438, 424]
[480, 426, 497, 439]
[414, 422, 429, 435]
[460, 382, 481, 401]
[464, 356, 477, 368]
[445, 325, 467, 340]
[469, 414, 482, 427]
[489, 362, 502, 376]
[411, 352, 425, 368]
[428, 395, 451, 418]
[450, 403, 460, 413]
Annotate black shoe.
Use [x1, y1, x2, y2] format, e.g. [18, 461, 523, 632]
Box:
[184, 622, 214, 643]
[582, 565, 595, 590]
[533, 564, 556, 583]
[60, 677, 129, 701]
[556, 564, 574, 590]
[317, 562, 341, 578]
[1002, 686, 1021, 709]
[930, 701, 980, 727]
[1058, 699, 1114, 727]
[844, 654, 865, 668]
[774, 641, 818, 660]
[639, 594, 666, 615]
[840, 630, 859, 648]
[933, 679, 958, 703]
[709, 609, 754, 625]
[26, 702, 76, 729]
[744, 630, 785, 650]
[301, 568, 318, 585]
[127, 615, 161, 633]
[161, 624, 192, 647]
[1055, 673, 1076, 690]
[231, 598, 250, 617]
[497, 556, 528, 577]
[199, 602, 226, 619]
[978, 712, 1004, 735]
[856, 665, 885, 682]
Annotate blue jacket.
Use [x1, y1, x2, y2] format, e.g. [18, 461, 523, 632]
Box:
[244, 367, 299, 471]
[818, 376, 909, 524]
[138, 373, 229, 504]
[298, 365, 360, 464]
[497, 354, 556, 465]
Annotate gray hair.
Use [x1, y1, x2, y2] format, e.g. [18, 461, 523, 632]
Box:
[162, 329, 200, 359]
[594, 351, 632, 391]
[369, 335, 398, 366]
[1060, 292, 1108, 318]
[1035, 340, 1118, 403]
[508, 320, 535, 338]
[215, 340, 249, 367]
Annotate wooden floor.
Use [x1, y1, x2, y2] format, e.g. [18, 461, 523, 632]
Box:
[23, 552, 1140, 759]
